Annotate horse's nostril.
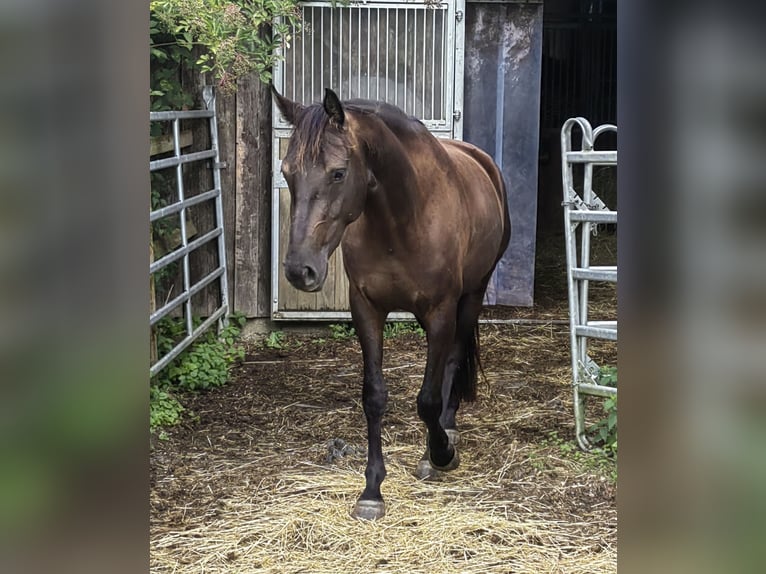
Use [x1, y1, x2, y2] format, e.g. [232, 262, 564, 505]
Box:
[302, 265, 317, 285]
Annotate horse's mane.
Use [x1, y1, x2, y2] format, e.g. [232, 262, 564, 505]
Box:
[290, 106, 342, 167]
[290, 99, 428, 166]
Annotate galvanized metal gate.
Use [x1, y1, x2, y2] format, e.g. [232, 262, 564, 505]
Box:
[272, 0, 465, 320]
[561, 117, 617, 449]
[149, 87, 229, 376]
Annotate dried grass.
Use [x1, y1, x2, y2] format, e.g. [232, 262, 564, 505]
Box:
[151, 234, 617, 573]
[152, 456, 614, 573]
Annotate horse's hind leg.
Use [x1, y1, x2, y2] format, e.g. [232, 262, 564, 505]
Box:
[416, 290, 485, 479]
[416, 300, 460, 475]
[348, 286, 388, 520]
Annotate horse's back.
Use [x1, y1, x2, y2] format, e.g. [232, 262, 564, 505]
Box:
[438, 140, 510, 276]
[440, 140, 506, 207]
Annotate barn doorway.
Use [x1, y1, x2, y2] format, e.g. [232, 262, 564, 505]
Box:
[534, 0, 617, 307]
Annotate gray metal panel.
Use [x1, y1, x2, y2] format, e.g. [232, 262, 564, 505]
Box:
[149, 88, 229, 377]
[462, 2, 543, 306]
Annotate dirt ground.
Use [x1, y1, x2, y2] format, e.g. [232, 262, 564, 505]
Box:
[150, 231, 617, 573]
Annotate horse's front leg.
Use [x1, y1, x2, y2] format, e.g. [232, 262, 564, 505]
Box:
[417, 301, 460, 472]
[349, 285, 388, 520]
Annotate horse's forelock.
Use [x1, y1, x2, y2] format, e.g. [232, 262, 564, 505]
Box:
[292, 105, 349, 168]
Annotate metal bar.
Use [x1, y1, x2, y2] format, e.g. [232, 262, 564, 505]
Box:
[149, 228, 222, 274]
[576, 383, 617, 398]
[150, 149, 216, 172]
[329, 9, 333, 89]
[579, 160, 594, 330]
[292, 19, 296, 100]
[386, 9, 390, 102]
[453, 0, 465, 137]
[575, 324, 618, 341]
[571, 266, 617, 282]
[171, 118, 193, 339]
[204, 86, 229, 328]
[339, 9, 344, 98]
[377, 8, 380, 100]
[370, 7, 372, 99]
[413, 8, 417, 115]
[404, 9, 408, 113]
[394, 9, 398, 105]
[150, 188, 219, 222]
[320, 8, 324, 95]
[150, 306, 228, 377]
[431, 9, 436, 119]
[150, 267, 225, 326]
[358, 8, 362, 98]
[422, 9, 426, 119]
[442, 5, 447, 123]
[310, 7, 315, 101]
[564, 151, 617, 164]
[301, 12, 306, 103]
[349, 7, 352, 97]
[271, 168, 282, 317]
[150, 110, 213, 121]
[272, 310, 415, 322]
[568, 211, 617, 223]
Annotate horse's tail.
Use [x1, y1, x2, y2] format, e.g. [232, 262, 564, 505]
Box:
[454, 324, 483, 403]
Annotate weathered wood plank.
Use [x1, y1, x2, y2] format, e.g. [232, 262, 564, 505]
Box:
[150, 130, 193, 157]
[216, 88, 238, 310]
[234, 73, 272, 317]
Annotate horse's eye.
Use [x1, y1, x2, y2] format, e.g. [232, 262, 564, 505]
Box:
[332, 169, 347, 182]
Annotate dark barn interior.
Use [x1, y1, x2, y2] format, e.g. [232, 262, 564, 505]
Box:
[537, 0, 617, 239]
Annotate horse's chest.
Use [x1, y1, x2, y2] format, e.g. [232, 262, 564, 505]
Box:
[341, 242, 452, 311]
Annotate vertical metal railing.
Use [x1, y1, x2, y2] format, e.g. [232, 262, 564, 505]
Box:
[561, 117, 617, 450]
[149, 87, 229, 377]
[276, 2, 455, 130]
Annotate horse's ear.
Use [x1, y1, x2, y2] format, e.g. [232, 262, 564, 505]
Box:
[323, 88, 345, 127]
[271, 84, 303, 125]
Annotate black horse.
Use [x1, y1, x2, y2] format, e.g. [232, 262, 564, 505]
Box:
[273, 87, 511, 520]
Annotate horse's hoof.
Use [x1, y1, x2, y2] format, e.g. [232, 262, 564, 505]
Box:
[415, 458, 440, 480]
[445, 429, 461, 446]
[430, 446, 460, 472]
[351, 499, 386, 520]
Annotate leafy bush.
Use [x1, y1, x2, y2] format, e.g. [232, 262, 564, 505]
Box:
[264, 330, 286, 349]
[150, 386, 184, 430]
[383, 321, 425, 339]
[150, 0, 303, 110]
[150, 313, 246, 430]
[587, 366, 617, 456]
[329, 323, 356, 340]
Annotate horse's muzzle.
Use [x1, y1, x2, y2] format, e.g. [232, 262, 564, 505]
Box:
[284, 256, 326, 292]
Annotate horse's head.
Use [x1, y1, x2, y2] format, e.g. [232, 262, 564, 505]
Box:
[272, 87, 371, 292]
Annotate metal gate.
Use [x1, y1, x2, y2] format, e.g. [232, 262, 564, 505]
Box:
[271, 0, 465, 320]
[149, 87, 229, 376]
[561, 117, 617, 449]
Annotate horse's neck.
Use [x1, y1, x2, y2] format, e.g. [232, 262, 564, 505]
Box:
[354, 115, 424, 239]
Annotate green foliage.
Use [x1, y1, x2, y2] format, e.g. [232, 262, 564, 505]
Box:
[264, 330, 286, 349]
[597, 365, 617, 387]
[587, 366, 617, 457]
[150, 386, 184, 430]
[383, 321, 425, 339]
[150, 313, 247, 430]
[540, 430, 617, 483]
[328, 323, 356, 340]
[150, 0, 303, 111]
[325, 321, 425, 341]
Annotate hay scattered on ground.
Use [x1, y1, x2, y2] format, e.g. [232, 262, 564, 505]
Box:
[151, 326, 616, 573]
[151, 232, 617, 573]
